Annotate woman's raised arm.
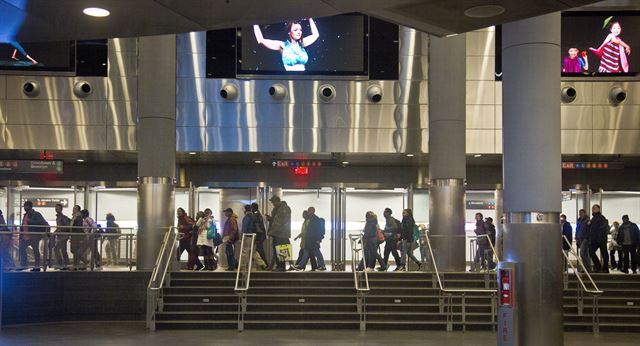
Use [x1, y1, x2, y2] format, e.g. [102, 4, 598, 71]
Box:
[254, 25, 283, 51]
[302, 18, 320, 47]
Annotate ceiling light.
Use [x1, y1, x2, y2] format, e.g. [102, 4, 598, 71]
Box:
[406, 153, 414, 157]
[188, 152, 196, 155]
[474, 154, 482, 158]
[445, 33, 458, 38]
[83, 7, 110, 17]
[76, 159, 85, 162]
[464, 5, 505, 18]
[254, 160, 262, 164]
[342, 161, 349, 165]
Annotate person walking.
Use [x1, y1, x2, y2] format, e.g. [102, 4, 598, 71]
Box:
[400, 209, 421, 271]
[18, 201, 49, 271]
[576, 209, 591, 272]
[588, 204, 610, 273]
[472, 213, 489, 272]
[81, 209, 102, 270]
[267, 196, 292, 272]
[382, 208, 402, 271]
[609, 221, 622, 271]
[176, 208, 203, 271]
[53, 203, 71, 270]
[617, 215, 639, 274]
[561, 214, 573, 272]
[222, 208, 239, 271]
[195, 211, 217, 271]
[295, 207, 325, 271]
[104, 213, 120, 266]
[70, 205, 87, 270]
[241, 204, 267, 270]
[251, 203, 269, 266]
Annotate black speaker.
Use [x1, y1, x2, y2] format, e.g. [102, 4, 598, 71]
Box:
[369, 17, 399, 80]
[206, 28, 237, 78]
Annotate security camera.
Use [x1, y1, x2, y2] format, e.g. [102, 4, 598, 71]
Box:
[220, 83, 238, 100]
[22, 80, 40, 97]
[366, 84, 383, 103]
[318, 84, 335, 102]
[73, 81, 93, 98]
[609, 86, 626, 105]
[268, 83, 287, 101]
[560, 86, 576, 103]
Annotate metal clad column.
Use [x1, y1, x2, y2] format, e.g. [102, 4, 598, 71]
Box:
[428, 34, 466, 271]
[137, 35, 177, 270]
[502, 13, 563, 345]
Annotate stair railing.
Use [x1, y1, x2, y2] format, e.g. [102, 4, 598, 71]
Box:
[146, 227, 178, 331]
[349, 233, 370, 331]
[234, 233, 256, 332]
[562, 235, 603, 334]
[425, 234, 498, 332]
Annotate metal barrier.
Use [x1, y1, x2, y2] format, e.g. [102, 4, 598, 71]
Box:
[234, 233, 256, 332]
[468, 234, 500, 272]
[0, 224, 136, 271]
[562, 235, 604, 334]
[146, 227, 178, 331]
[425, 234, 498, 332]
[349, 233, 370, 331]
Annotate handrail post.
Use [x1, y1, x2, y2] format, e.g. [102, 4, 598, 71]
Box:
[349, 233, 369, 331]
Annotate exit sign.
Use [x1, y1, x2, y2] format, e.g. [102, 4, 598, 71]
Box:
[562, 162, 623, 170]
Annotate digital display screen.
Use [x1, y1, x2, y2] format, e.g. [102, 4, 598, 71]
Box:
[237, 14, 368, 76]
[0, 41, 76, 73]
[562, 11, 640, 76]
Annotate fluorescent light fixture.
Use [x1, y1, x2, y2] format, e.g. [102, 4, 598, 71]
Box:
[76, 159, 85, 162]
[188, 152, 197, 155]
[83, 7, 110, 17]
[474, 154, 482, 158]
[254, 160, 262, 164]
[406, 153, 414, 157]
[342, 161, 349, 165]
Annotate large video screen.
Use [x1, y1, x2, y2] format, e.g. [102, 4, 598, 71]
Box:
[237, 14, 368, 76]
[562, 11, 640, 76]
[0, 41, 76, 73]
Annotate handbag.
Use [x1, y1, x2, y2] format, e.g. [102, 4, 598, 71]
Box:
[213, 232, 223, 246]
[206, 222, 217, 240]
[376, 227, 385, 243]
[275, 243, 293, 261]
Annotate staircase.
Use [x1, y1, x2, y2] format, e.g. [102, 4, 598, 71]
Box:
[153, 270, 640, 331]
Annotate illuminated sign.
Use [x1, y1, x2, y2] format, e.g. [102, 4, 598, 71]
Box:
[562, 162, 623, 170]
[466, 200, 495, 210]
[293, 167, 310, 176]
[27, 198, 69, 208]
[272, 159, 334, 168]
[0, 160, 63, 174]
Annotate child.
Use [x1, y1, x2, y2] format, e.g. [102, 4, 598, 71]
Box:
[590, 21, 631, 73]
[562, 47, 589, 73]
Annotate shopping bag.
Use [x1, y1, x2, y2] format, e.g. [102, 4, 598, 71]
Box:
[275, 243, 293, 262]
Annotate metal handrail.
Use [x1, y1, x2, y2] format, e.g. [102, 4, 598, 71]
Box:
[146, 227, 178, 331]
[562, 235, 603, 296]
[349, 233, 370, 292]
[235, 233, 256, 293]
[469, 234, 501, 263]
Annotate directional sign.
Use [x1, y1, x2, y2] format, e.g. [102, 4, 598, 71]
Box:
[26, 198, 69, 208]
[0, 160, 63, 174]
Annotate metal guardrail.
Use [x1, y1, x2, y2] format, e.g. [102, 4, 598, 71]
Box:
[349, 233, 370, 331]
[425, 233, 498, 332]
[146, 227, 178, 331]
[0, 224, 136, 271]
[562, 235, 603, 334]
[235, 233, 256, 332]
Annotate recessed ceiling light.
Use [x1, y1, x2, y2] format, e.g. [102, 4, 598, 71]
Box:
[464, 5, 505, 18]
[188, 152, 196, 155]
[342, 161, 349, 165]
[406, 153, 414, 157]
[83, 7, 110, 17]
[254, 160, 262, 164]
[445, 33, 458, 38]
[474, 154, 482, 158]
[76, 159, 85, 162]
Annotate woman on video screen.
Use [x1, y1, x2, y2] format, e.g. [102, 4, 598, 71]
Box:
[590, 21, 630, 73]
[253, 18, 320, 71]
[0, 0, 38, 65]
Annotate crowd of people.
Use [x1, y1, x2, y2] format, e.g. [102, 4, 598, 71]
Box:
[0, 201, 121, 271]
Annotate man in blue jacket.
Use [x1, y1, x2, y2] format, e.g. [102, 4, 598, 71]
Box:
[617, 215, 639, 274]
[19, 201, 50, 271]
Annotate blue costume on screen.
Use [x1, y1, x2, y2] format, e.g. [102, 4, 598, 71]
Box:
[282, 40, 308, 67]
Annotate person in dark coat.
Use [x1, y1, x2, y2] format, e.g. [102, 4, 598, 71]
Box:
[19, 200, 50, 271]
[54, 203, 71, 270]
[587, 204, 609, 273]
[561, 214, 573, 251]
[176, 208, 203, 270]
[295, 207, 324, 271]
[617, 215, 640, 274]
[251, 203, 268, 266]
[70, 205, 87, 270]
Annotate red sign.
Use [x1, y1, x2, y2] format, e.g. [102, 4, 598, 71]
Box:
[293, 167, 309, 176]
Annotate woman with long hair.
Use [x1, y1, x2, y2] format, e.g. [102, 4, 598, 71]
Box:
[253, 18, 320, 71]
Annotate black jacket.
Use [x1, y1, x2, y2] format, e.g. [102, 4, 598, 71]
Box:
[588, 212, 608, 244]
[617, 221, 640, 246]
[400, 216, 415, 242]
[304, 214, 324, 250]
[363, 218, 378, 242]
[475, 220, 489, 246]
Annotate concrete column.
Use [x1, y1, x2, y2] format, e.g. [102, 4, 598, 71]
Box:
[501, 13, 563, 346]
[428, 34, 466, 271]
[136, 35, 177, 270]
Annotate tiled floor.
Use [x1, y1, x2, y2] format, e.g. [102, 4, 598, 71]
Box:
[0, 323, 637, 346]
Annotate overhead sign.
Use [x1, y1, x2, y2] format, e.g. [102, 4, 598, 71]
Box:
[27, 198, 69, 208]
[0, 160, 63, 174]
[562, 162, 623, 170]
[467, 200, 496, 210]
[272, 159, 334, 168]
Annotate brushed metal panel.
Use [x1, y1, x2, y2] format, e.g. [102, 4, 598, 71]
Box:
[109, 38, 138, 53]
[593, 130, 640, 154]
[3, 100, 107, 125]
[177, 126, 205, 152]
[176, 102, 206, 127]
[562, 130, 593, 154]
[206, 102, 303, 128]
[311, 104, 425, 129]
[593, 105, 640, 130]
[421, 128, 429, 153]
[0, 100, 5, 124]
[466, 105, 495, 129]
[0, 75, 5, 99]
[466, 81, 495, 105]
[590, 82, 640, 105]
[1, 125, 106, 150]
[177, 78, 206, 103]
[108, 51, 138, 77]
[466, 129, 495, 154]
[466, 30, 495, 57]
[107, 77, 137, 101]
[301, 128, 423, 153]
[560, 105, 592, 130]
[7, 76, 107, 101]
[399, 55, 428, 81]
[107, 125, 136, 151]
[107, 101, 138, 126]
[466, 56, 495, 81]
[205, 127, 299, 152]
[399, 27, 428, 56]
[560, 81, 592, 105]
[395, 80, 428, 105]
[177, 53, 206, 78]
[495, 129, 503, 154]
[176, 31, 206, 54]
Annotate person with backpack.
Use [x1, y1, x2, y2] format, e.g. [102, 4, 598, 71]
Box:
[293, 207, 325, 271]
[241, 204, 267, 270]
[362, 211, 386, 272]
[18, 200, 50, 271]
[382, 208, 402, 271]
[399, 208, 421, 271]
[222, 208, 239, 271]
[588, 204, 610, 273]
[472, 212, 491, 272]
[176, 207, 203, 271]
[617, 215, 640, 274]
